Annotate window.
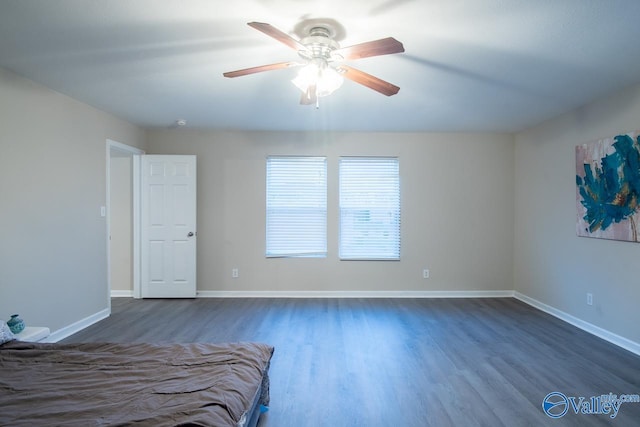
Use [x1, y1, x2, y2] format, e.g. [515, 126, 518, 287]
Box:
[266, 156, 327, 257]
[339, 157, 400, 260]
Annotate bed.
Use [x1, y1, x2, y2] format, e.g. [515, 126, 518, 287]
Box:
[0, 339, 274, 427]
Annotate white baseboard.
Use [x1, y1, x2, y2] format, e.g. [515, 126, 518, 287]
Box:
[44, 308, 110, 343]
[111, 290, 134, 298]
[196, 290, 515, 298]
[53, 291, 639, 356]
[514, 292, 640, 356]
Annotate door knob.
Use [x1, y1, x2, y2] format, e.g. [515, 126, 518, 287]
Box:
[187, 232, 194, 237]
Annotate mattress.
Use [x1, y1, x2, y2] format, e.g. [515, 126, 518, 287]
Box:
[0, 340, 274, 426]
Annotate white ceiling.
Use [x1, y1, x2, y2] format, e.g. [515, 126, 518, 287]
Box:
[1, 0, 640, 133]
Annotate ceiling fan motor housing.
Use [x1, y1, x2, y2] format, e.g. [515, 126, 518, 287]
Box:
[299, 26, 340, 61]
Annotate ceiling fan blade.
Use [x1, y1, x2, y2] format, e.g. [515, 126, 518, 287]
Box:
[337, 65, 400, 96]
[223, 61, 299, 78]
[248, 22, 306, 52]
[334, 37, 404, 61]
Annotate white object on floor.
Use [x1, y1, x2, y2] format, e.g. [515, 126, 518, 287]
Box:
[15, 326, 50, 342]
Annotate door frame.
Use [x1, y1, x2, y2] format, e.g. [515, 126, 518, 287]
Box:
[106, 140, 145, 302]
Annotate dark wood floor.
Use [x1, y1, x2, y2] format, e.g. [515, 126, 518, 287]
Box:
[63, 297, 640, 426]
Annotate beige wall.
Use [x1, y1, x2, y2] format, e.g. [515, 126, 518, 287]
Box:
[514, 83, 640, 344]
[109, 155, 133, 291]
[0, 67, 145, 332]
[146, 130, 515, 293]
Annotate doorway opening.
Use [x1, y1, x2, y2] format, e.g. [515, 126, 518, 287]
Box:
[106, 140, 144, 303]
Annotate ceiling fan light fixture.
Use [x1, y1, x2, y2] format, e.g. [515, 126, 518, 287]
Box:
[292, 59, 343, 98]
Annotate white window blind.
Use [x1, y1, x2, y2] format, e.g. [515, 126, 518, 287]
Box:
[339, 157, 400, 260]
[266, 156, 327, 257]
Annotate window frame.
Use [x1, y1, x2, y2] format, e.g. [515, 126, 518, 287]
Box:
[338, 156, 401, 261]
[265, 156, 328, 258]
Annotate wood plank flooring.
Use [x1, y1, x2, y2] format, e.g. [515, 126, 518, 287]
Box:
[63, 298, 640, 426]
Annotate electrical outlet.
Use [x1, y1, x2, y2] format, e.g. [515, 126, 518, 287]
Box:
[587, 293, 593, 306]
[423, 269, 430, 279]
[232, 268, 239, 278]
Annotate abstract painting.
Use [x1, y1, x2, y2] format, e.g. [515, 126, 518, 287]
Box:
[576, 131, 640, 242]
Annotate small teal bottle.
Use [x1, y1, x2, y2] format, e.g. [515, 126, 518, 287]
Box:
[7, 314, 25, 334]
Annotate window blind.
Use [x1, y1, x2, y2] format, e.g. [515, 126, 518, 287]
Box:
[339, 157, 400, 260]
[266, 156, 327, 257]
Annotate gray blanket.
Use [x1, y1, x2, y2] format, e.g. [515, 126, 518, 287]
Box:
[0, 341, 273, 426]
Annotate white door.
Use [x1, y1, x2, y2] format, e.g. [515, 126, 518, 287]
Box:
[141, 155, 197, 298]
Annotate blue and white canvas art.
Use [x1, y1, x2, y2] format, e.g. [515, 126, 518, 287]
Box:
[576, 131, 640, 242]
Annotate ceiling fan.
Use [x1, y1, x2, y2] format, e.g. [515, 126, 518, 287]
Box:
[223, 21, 405, 106]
